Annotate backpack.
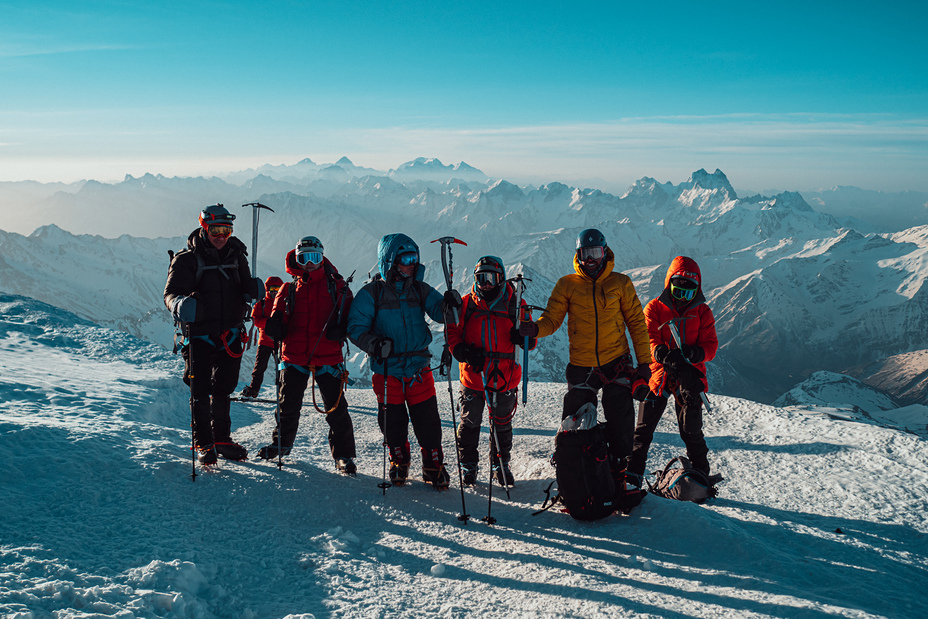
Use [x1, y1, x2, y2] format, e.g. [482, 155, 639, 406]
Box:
[647, 456, 717, 503]
[534, 404, 617, 521]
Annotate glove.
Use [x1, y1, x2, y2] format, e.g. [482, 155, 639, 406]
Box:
[519, 321, 539, 338]
[631, 364, 651, 401]
[662, 347, 686, 373]
[678, 364, 705, 394]
[632, 382, 651, 401]
[372, 337, 393, 362]
[171, 295, 198, 323]
[453, 343, 485, 369]
[509, 327, 535, 348]
[443, 289, 462, 310]
[682, 344, 705, 364]
[652, 344, 670, 364]
[325, 323, 347, 342]
[264, 313, 287, 342]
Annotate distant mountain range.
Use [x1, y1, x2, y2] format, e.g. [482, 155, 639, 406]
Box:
[1, 160, 925, 408]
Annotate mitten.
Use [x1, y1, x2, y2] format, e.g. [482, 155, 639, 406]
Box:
[682, 344, 705, 364]
[519, 321, 539, 338]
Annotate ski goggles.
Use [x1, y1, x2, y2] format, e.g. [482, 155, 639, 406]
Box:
[207, 224, 233, 238]
[578, 246, 605, 262]
[296, 250, 323, 266]
[475, 271, 501, 287]
[267, 285, 281, 295]
[670, 278, 698, 302]
[396, 251, 419, 266]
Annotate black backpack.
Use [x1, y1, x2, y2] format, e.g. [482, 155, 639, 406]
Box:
[534, 406, 617, 521]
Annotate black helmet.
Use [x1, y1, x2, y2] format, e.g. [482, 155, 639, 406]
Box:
[474, 256, 505, 301]
[199, 204, 235, 230]
[576, 228, 606, 250]
[576, 228, 607, 272]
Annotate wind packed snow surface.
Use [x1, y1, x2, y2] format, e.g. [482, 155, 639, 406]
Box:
[1, 293, 927, 619]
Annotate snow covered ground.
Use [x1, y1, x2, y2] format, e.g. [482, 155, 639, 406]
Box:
[2, 292, 927, 619]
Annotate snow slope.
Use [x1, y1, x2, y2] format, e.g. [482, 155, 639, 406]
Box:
[2, 292, 927, 619]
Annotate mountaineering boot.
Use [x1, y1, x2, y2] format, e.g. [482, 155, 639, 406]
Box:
[707, 473, 724, 486]
[461, 462, 478, 486]
[197, 444, 218, 465]
[241, 386, 260, 399]
[422, 465, 451, 490]
[389, 462, 409, 486]
[492, 462, 515, 487]
[336, 458, 357, 476]
[257, 443, 291, 460]
[214, 441, 248, 461]
[388, 441, 411, 485]
[421, 446, 450, 490]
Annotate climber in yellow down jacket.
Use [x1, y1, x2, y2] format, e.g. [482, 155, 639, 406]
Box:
[520, 228, 652, 492]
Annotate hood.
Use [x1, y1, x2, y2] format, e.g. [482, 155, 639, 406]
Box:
[377, 233, 423, 282]
[663, 256, 702, 290]
[573, 246, 616, 281]
[265, 275, 284, 289]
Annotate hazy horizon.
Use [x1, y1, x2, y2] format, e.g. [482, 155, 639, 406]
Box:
[2, 1, 926, 192]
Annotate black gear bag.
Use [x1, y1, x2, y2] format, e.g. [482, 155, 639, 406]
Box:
[534, 406, 617, 521]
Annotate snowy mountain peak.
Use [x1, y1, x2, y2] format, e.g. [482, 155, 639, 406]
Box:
[296, 157, 316, 165]
[336, 156, 354, 166]
[687, 168, 737, 198]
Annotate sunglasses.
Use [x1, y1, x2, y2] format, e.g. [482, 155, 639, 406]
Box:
[396, 252, 418, 266]
[207, 224, 233, 238]
[578, 246, 604, 262]
[296, 251, 323, 266]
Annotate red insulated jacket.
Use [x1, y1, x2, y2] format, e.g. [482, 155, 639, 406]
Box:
[646, 256, 719, 395]
[446, 283, 533, 392]
[271, 250, 352, 367]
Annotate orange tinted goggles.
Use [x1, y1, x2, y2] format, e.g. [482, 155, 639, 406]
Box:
[208, 224, 233, 238]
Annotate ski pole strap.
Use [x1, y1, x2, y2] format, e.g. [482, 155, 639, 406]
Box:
[532, 481, 561, 516]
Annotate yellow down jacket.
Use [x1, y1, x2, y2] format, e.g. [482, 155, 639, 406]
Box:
[536, 248, 651, 368]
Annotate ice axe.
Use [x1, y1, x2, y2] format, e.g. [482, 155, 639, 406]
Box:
[241, 202, 274, 349]
[242, 202, 275, 280]
[430, 236, 467, 324]
[666, 321, 713, 413]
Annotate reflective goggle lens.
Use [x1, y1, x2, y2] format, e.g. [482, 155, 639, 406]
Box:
[476, 272, 500, 287]
[670, 280, 697, 301]
[208, 224, 233, 238]
[397, 252, 418, 266]
[296, 251, 323, 265]
[579, 246, 604, 262]
[267, 286, 280, 295]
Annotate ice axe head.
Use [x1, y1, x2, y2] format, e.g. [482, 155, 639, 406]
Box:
[431, 237, 467, 247]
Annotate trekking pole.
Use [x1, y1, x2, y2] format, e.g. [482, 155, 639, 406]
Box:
[272, 344, 285, 469]
[485, 387, 511, 500]
[441, 341, 470, 524]
[241, 202, 275, 350]
[430, 236, 467, 324]
[666, 321, 713, 413]
[377, 358, 392, 495]
[186, 323, 197, 482]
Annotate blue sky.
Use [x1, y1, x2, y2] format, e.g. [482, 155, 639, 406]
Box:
[1, 0, 926, 192]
